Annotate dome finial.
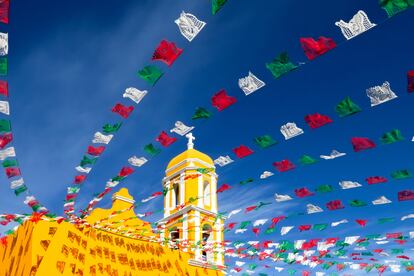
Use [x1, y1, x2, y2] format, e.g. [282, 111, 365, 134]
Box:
[186, 132, 195, 149]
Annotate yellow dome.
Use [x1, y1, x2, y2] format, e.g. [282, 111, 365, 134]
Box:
[167, 148, 214, 169]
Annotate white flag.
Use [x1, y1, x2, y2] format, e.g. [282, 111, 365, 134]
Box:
[123, 87, 147, 104]
[376, 241, 389, 245]
[0, 100, 9, 115]
[227, 209, 242, 218]
[344, 236, 360, 245]
[260, 171, 274, 179]
[235, 261, 245, 267]
[0, 32, 7, 56]
[92, 132, 113, 144]
[175, 11, 206, 42]
[214, 155, 234, 167]
[331, 219, 348, 227]
[128, 156, 148, 167]
[320, 149, 346, 160]
[170, 121, 194, 136]
[339, 180, 361, 189]
[275, 267, 284, 272]
[315, 273, 325, 276]
[281, 226, 294, 236]
[410, 231, 414, 239]
[401, 214, 414, 221]
[389, 264, 401, 273]
[274, 193, 293, 202]
[0, 146, 15, 160]
[106, 180, 119, 188]
[253, 219, 268, 227]
[372, 195, 392, 205]
[306, 203, 323, 214]
[238, 71, 266, 96]
[10, 178, 24, 189]
[294, 240, 305, 249]
[75, 166, 91, 173]
[235, 229, 247, 234]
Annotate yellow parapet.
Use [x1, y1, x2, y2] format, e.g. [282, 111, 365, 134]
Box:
[0, 188, 224, 276]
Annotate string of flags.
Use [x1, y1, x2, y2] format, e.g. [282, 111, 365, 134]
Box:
[79, 3, 413, 220]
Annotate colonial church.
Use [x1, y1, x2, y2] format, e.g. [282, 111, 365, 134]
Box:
[0, 133, 225, 275]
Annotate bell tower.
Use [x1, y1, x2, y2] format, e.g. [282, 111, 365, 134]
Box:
[156, 133, 225, 269]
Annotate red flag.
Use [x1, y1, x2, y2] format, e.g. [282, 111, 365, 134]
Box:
[304, 113, 332, 129]
[66, 194, 77, 201]
[252, 228, 260, 235]
[151, 191, 163, 197]
[408, 70, 414, 93]
[300, 37, 336, 60]
[74, 175, 86, 184]
[118, 167, 134, 177]
[326, 238, 338, 244]
[294, 187, 314, 198]
[152, 40, 183, 67]
[272, 159, 295, 172]
[87, 146, 105, 156]
[397, 255, 410, 260]
[326, 200, 344, 210]
[0, 132, 12, 149]
[217, 184, 231, 193]
[386, 232, 402, 239]
[0, 80, 8, 96]
[355, 219, 367, 227]
[233, 267, 242, 273]
[351, 137, 376, 152]
[302, 271, 310, 276]
[302, 239, 318, 250]
[398, 190, 414, 201]
[111, 103, 134, 119]
[211, 89, 237, 111]
[156, 131, 177, 147]
[245, 205, 257, 213]
[233, 145, 253, 158]
[0, 0, 9, 24]
[227, 222, 237, 230]
[5, 167, 20, 178]
[299, 225, 312, 231]
[365, 176, 388, 184]
[270, 216, 285, 228]
[336, 264, 345, 271]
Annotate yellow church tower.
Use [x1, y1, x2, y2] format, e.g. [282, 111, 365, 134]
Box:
[157, 133, 225, 270]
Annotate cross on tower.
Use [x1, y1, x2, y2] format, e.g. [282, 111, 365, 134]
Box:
[186, 133, 195, 149]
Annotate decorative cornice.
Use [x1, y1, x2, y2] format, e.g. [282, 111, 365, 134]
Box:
[156, 205, 225, 224]
[163, 166, 218, 185]
[188, 259, 226, 272]
[166, 158, 215, 174]
[112, 194, 135, 204]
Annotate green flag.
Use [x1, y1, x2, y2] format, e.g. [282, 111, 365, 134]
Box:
[102, 123, 122, 134]
[2, 159, 18, 168]
[299, 155, 318, 165]
[249, 264, 257, 270]
[265, 227, 275, 234]
[315, 184, 333, 193]
[14, 185, 27, 196]
[80, 156, 98, 167]
[239, 178, 254, 185]
[239, 221, 251, 229]
[391, 169, 412, 179]
[111, 176, 125, 182]
[349, 199, 367, 207]
[391, 248, 404, 254]
[279, 241, 294, 250]
[366, 234, 381, 239]
[287, 269, 296, 275]
[143, 143, 161, 156]
[0, 119, 11, 132]
[378, 217, 394, 224]
[379, 0, 414, 17]
[313, 224, 328, 231]
[335, 96, 361, 117]
[0, 58, 7, 76]
[192, 107, 212, 120]
[362, 251, 374, 256]
[212, 0, 227, 15]
[254, 135, 277, 149]
[196, 168, 213, 174]
[380, 129, 404, 144]
[138, 65, 163, 86]
[334, 249, 347, 256]
[266, 52, 298, 79]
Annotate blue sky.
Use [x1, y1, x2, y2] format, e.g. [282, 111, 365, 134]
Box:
[1, 0, 414, 274]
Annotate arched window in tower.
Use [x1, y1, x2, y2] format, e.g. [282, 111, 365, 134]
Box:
[202, 224, 213, 261]
[173, 182, 180, 207]
[203, 180, 211, 206]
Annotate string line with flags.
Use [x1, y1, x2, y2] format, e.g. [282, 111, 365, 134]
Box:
[79, 3, 414, 217]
